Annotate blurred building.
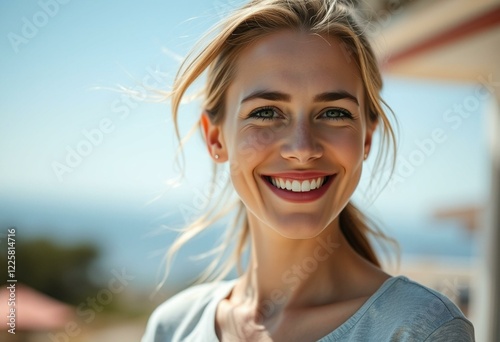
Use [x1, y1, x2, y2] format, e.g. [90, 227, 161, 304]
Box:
[362, 0, 500, 341]
[0, 284, 75, 342]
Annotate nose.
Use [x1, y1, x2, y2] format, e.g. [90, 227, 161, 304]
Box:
[280, 119, 323, 163]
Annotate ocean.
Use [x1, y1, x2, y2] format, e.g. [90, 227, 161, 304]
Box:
[0, 192, 478, 293]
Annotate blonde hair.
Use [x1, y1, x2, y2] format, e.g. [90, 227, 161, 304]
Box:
[163, 0, 397, 285]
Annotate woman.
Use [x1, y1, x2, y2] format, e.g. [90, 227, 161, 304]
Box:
[142, 0, 475, 340]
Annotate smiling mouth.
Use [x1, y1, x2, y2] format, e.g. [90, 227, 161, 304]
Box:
[264, 175, 332, 192]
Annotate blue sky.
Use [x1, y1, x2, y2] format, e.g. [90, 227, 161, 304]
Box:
[0, 1, 489, 259]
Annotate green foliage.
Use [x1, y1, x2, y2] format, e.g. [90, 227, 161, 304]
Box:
[0, 230, 102, 306]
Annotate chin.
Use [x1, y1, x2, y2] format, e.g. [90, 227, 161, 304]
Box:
[267, 214, 335, 240]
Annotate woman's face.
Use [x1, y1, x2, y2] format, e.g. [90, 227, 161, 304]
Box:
[203, 30, 376, 239]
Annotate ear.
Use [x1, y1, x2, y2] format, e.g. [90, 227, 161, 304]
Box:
[364, 118, 378, 159]
[200, 112, 227, 162]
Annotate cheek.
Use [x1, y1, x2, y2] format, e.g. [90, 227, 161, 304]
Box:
[228, 126, 279, 168]
[323, 128, 364, 167]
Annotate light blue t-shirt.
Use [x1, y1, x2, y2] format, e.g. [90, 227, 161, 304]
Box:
[142, 276, 474, 341]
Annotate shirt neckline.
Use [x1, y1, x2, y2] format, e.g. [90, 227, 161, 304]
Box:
[318, 275, 407, 340]
[204, 275, 407, 341]
[204, 278, 238, 341]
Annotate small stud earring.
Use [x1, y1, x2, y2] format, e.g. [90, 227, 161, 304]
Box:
[364, 153, 368, 160]
[214, 154, 219, 160]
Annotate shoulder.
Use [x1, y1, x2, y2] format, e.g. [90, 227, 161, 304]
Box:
[141, 280, 234, 342]
[367, 276, 475, 341]
[381, 276, 464, 317]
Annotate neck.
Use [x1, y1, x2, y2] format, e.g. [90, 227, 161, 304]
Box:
[231, 213, 374, 321]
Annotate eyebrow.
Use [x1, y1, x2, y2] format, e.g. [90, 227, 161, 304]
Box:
[241, 89, 359, 106]
[314, 91, 359, 106]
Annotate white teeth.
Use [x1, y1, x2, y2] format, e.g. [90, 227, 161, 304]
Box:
[268, 176, 328, 192]
[301, 180, 311, 192]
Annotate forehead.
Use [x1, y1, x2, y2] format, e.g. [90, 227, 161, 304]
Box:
[228, 30, 363, 101]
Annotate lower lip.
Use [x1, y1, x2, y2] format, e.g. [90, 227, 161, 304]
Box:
[262, 175, 335, 203]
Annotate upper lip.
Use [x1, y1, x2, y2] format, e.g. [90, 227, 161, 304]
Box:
[263, 171, 334, 180]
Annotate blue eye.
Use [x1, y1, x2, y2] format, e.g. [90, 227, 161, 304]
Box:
[248, 107, 279, 121]
[321, 108, 353, 120]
